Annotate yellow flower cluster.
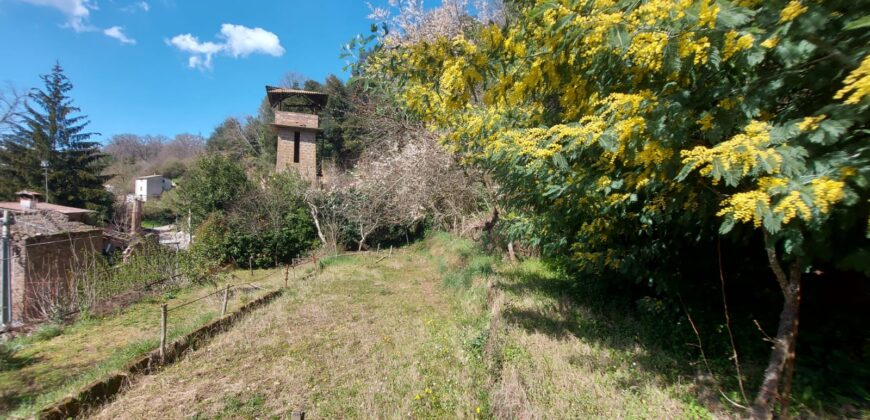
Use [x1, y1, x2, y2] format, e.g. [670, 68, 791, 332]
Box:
[627, 32, 669, 72]
[681, 120, 780, 180]
[717, 190, 770, 227]
[698, 0, 720, 28]
[761, 36, 779, 49]
[697, 112, 714, 131]
[628, 0, 691, 26]
[718, 97, 740, 110]
[722, 31, 755, 61]
[634, 141, 673, 167]
[779, 0, 808, 23]
[679, 34, 711, 66]
[810, 177, 845, 214]
[834, 54, 870, 105]
[797, 114, 826, 132]
[734, 0, 762, 8]
[758, 176, 788, 191]
[774, 190, 812, 224]
[573, 12, 625, 59]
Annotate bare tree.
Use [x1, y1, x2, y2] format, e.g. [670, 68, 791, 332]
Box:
[367, 0, 505, 46]
[280, 71, 311, 89]
[0, 83, 24, 134]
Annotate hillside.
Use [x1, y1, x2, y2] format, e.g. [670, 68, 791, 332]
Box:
[90, 235, 707, 418]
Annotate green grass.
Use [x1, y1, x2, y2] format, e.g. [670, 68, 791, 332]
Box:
[140, 219, 161, 229]
[89, 233, 707, 418]
[92, 242, 492, 419]
[0, 266, 295, 419]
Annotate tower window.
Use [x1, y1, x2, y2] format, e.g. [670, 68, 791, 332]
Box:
[293, 131, 300, 163]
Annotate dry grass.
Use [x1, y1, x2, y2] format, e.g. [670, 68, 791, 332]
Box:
[488, 259, 711, 419]
[0, 267, 295, 419]
[84, 234, 712, 419]
[92, 246, 490, 419]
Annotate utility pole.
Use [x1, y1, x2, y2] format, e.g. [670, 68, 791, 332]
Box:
[2, 210, 15, 328]
[40, 160, 49, 203]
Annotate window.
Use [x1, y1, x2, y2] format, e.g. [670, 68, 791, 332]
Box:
[293, 131, 300, 163]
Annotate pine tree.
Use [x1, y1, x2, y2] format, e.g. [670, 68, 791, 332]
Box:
[0, 62, 111, 216]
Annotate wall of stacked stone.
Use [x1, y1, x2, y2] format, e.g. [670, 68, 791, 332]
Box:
[11, 232, 102, 321]
[275, 127, 317, 181]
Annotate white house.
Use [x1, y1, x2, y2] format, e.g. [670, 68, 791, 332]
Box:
[135, 175, 173, 201]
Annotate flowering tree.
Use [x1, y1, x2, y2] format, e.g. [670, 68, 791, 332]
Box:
[367, 0, 869, 417]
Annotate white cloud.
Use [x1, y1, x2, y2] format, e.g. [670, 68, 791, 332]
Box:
[104, 26, 136, 45]
[18, 0, 96, 32]
[167, 24, 285, 70]
[219, 24, 285, 58]
[19, 0, 139, 45]
[167, 33, 223, 69]
[121, 1, 149, 13]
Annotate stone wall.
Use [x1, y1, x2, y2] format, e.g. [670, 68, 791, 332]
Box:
[275, 127, 318, 181]
[11, 232, 102, 321]
[274, 111, 318, 129]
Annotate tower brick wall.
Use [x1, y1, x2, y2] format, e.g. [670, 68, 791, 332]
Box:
[274, 111, 318, 181]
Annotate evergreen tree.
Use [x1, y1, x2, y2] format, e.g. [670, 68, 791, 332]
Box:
[0, 62, 111, 216]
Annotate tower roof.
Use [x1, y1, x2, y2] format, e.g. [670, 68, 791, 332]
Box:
[265, 86, 329, 110]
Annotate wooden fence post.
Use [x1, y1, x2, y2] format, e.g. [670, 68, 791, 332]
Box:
[249, 256, 254, 277]
[389, 245, 393, 257]
[284, 264, 289, 288]
[221, 285, 230, 317]
[377, 243, 380, 254]
[291, 409, 305, 420]
[159, 304, 168, 361]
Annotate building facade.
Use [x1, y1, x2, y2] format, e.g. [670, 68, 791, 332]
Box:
[10, 211, 102, 321]
[135, 175, 173, 201]
[266, 86, 328, 182]
[0, 191, 95, 223]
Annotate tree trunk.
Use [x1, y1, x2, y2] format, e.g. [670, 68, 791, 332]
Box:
[308, 204, 327, 245]
[752, 235, 803, 419]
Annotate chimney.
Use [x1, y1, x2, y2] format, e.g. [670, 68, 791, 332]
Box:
[130, 199, 142, 235]
[16, 191, 41, 212]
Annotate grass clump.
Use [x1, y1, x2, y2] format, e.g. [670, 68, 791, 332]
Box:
[0, 266, 292, 418]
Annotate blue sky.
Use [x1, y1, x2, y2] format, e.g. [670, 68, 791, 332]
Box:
[0, 0, 375, 141]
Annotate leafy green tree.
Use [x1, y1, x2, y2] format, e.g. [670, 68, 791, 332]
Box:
[0, 62, 112, 215]
[173, 154, 250, 229]
[370, 0, 869, 416]
[187, 171, 316, 269]
[206, 117, 260, 160]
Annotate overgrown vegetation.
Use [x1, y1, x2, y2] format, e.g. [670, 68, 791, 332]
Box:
[357, 0, 870, 417]
[88, 234, 717, 418]
[0, 267, 291, 418]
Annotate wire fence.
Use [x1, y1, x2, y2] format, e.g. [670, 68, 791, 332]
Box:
[156, 256, 324, 360]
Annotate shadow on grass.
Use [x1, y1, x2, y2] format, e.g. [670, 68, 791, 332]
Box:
[497, 261, 700, 395]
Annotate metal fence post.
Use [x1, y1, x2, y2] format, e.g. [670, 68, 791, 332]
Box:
[159, 304, 168, 361]
[221, 285, 230, 317]
[1, 210, 14, 328]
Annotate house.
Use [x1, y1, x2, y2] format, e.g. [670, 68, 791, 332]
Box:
[265, 86, 328, 181]
[9, 210, 102, 322]
[135, 175, 173, 201]
[0, 191, 95, 223]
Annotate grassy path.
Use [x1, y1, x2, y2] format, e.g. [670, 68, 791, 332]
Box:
[92, 248, 490, 419]
[0, 267, 296, 419]
[90, 235, 709, 419]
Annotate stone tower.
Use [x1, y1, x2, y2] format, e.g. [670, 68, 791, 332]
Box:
[266, 86, 328, 181]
